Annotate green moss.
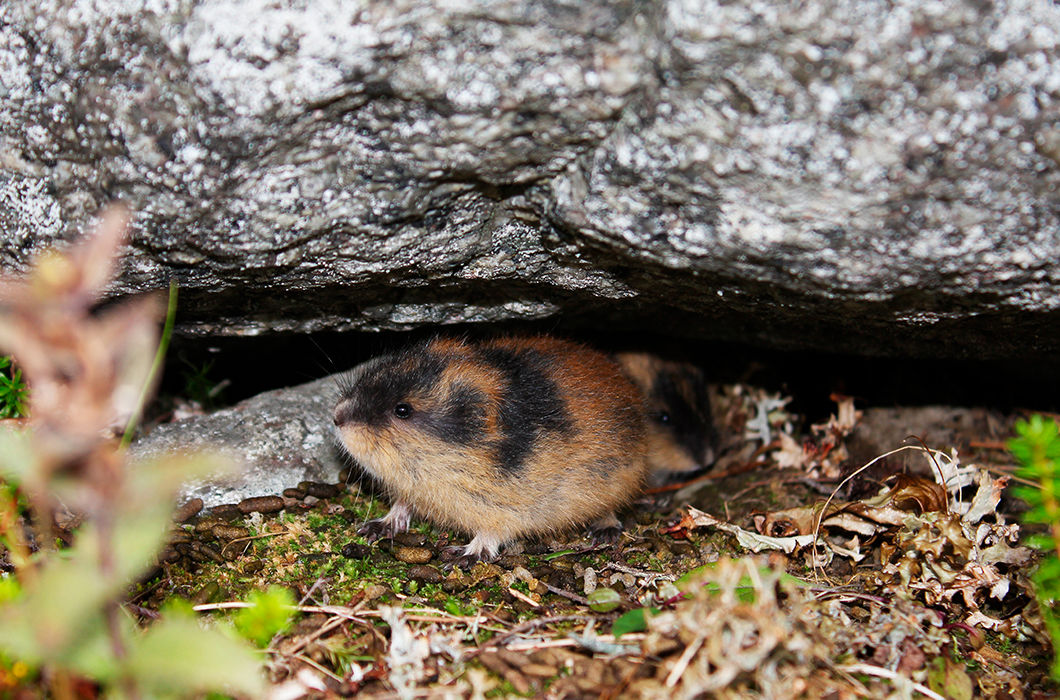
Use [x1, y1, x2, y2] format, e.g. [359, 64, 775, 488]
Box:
[484, 678, 534, 698]
[0, 356, 28, 419]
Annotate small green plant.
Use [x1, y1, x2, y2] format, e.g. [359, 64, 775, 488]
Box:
[234, 586, 296, 647]
[0, 356, 27, 418]
[180, 356, 227, 409]
[1010, 414, 1060, 679]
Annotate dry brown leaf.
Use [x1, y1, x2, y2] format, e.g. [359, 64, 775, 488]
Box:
[772, 432, 810, 469]
[886, 474, 949, 514]
[962, 471, 1009, 524]
[682, 507, 816, 554]
[754, 505, 822, 537]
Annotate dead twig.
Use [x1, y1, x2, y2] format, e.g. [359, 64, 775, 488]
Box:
[837, 663, 946, 700]
[507, 586, 540, 608]
[478, 615, 593, 651]
[541, 581, 590, 605]
[643, 459, 768, 495]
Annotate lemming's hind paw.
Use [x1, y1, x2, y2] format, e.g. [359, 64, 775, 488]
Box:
[440, 545, 488, 571]
[589, 525, 623, 546]
[439, 532, 503, 571]
[587, 513, 624, 546]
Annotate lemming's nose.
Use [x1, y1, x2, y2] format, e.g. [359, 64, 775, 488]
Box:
[333, 401, 348, 427]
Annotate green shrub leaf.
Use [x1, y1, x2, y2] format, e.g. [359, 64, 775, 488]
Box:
[612, 607, 661, 637]
[124, 613, 265, 697]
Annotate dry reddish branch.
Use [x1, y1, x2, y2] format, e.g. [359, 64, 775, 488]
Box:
[0, 207, 161, 520]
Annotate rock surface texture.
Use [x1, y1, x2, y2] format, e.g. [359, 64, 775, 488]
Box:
[131, 375, 347, 506]
[2, 0, 1059, 358]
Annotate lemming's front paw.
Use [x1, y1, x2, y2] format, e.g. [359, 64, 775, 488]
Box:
[357, 501, 412, 543]
[358, 517, 398, 543]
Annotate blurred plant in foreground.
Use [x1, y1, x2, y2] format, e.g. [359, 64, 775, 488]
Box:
[1011, 414, 1060, 680]
[0, 208, 263, 698]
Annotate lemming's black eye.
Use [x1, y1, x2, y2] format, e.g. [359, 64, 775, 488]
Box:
[658, 411, 671, 425]
[394, 403, 413, 419]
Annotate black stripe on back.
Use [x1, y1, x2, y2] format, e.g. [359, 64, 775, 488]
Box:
[478, 345, 574, 474]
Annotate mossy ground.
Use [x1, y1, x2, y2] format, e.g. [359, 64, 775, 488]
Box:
[132, 447, 1057, 698]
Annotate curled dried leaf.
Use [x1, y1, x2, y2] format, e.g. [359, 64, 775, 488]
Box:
[886, 474, 949, 514]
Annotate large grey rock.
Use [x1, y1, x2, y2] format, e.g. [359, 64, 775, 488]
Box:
[131, 375, 348, 506]
[1, 0, 1059, 358]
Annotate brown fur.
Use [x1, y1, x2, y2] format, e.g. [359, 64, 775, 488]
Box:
[616, 352, 716, 478]
[334, 336, 649, 559]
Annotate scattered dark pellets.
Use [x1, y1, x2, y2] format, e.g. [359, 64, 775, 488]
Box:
[522, 663, 559, 678]
[211, 524, 250, 541]
[407, 565, 444, 584]
[238, 495, 285, 514]
[522, 542, 553, 555]
[194, 517, 225, 535]
[299, 481, 340, 499]
[167, 528, 192, 544]
[209, 504, 244, 521]
[392, 545, 433, 564]
[242, 559, 265, 575]
[340, 542, 371, 559]
[301, 552, 335, 565]
[530, 649, 567, 666]
[195, 542, 225, 564]
[530, 566, 554, 580]
[283, 487, 306, 500]
[670, 541, 695, 557]
[283, 498, 310, 512]
[497, 649, 530, 669]
[158, 547, 180, 563]
[191, 581, 221, 605]
[173, 498, 203, 522]
[222, 544, 248, 561]
[183, 545, 208, 564]
[393, 532, 427, 547]
[477, 652, 513, 676]
[496, 554, 529, 569]
[441, 577, 467, 593]
[478, 653, 530, 694]
[491, 608, 515, 623]
[548, 572, 577, 591]
[574, 674, 602, 692]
